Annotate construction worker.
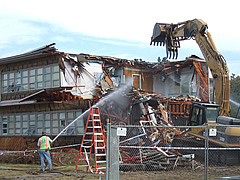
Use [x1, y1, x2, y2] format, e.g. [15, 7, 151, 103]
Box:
[37, 131, 53, 172]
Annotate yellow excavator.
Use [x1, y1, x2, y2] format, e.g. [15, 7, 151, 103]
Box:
[150, 19, 240, 165]
[151, 19, 230, 117]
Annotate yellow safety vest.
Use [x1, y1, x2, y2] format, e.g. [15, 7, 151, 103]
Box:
[39, 136, 51, 150]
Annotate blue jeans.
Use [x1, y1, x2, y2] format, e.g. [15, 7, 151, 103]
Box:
[38, 149, 52, 171]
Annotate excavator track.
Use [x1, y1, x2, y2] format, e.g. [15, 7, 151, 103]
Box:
[172, 137, 240, 165]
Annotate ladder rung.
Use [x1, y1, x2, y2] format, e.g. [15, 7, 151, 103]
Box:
[88, 126, 101, 128]
[85, 132, 93, 135]
[97, 167, 106, 170]
[84, 140, 93, 142]
[96, 161, 106, 163]
[95, 140, 104, 142]
[96, 154, 106, 156]
[89, 119, 100, 122]
[93, 114, 99, 116]
[94, 133, 102, 135]
[78, 164, 89, 167]
[95, 147, 105, 149]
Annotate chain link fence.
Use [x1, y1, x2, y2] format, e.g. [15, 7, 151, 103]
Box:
[107, 123, 240, 180]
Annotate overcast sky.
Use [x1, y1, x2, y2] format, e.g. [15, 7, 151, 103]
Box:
[0, 0, 239, 75]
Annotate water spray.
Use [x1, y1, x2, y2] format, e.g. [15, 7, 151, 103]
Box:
[52, 79, 133, 143]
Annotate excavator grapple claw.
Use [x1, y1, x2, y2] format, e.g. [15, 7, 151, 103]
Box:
[150, 23, 179, 59]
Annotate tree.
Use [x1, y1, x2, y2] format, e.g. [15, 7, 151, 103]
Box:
[230, 73, 240, 117]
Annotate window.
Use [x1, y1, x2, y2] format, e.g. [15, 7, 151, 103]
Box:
[0, 110, 83, 136]
[8, 115, 14, 135]
[75, 111, 84, 134]
[8, 72, 15, 92]
[206, 107, 219, 121]
[1, 64, 60, 94]
[22, 114, 28, 134]
[66, 112, 75, 135]
[59, 112, 66, 129]
[2, 116, 8, 135]
[52, 65, 60, 87]
[44, 113, 51, 134]
[44, 67, 51, 88]
[37, 113, 43, 135]
[52, 113, 59, 135]
[37, 68, 43, 89]
[29, 69, 36, 90]
[2, 73, 8, 93]
[15, 72, 21, 92]
[28, 114, 36, 135]
[15, 115, 21, 134]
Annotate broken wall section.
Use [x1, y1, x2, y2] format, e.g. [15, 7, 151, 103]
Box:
[152, 55, 209, 101]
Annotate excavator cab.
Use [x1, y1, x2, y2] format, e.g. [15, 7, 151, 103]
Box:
[189, 102, 219, 126]
[188, 102, 219, 135]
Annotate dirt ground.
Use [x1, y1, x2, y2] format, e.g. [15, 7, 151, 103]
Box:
[1, 164, 240, 180]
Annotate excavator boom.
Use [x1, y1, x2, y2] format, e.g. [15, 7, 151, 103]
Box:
[150, 19, 230, 116]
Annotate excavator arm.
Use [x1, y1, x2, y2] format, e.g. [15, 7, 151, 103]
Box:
[151, 19, 230, 116]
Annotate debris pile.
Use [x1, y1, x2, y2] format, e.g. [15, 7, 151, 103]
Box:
[113, 88, 203, 171]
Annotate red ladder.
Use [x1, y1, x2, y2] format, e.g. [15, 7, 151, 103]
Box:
[75, 107, 106, 173]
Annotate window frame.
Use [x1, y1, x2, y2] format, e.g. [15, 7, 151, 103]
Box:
[1, 64, 60, 94]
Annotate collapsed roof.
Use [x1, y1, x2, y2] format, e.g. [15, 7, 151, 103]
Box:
[0, 43, 208, 107]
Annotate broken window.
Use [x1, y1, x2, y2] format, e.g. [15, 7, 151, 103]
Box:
[1, 64, 60, 94]
[8, 72, 16, 92]
[2, 73, 8, 93]
[15, 71, 21, 92]
[59, 112, 66, 134]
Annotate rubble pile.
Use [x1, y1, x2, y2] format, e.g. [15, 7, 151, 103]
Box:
[112, 89, 203, 171]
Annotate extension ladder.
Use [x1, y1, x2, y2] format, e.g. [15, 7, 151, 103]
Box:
[75, 107, 106, 173]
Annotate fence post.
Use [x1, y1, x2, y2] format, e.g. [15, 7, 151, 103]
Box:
[106, 123, 119, 180]
[106, 123, 111, 180]
[204, 122, 209, 180]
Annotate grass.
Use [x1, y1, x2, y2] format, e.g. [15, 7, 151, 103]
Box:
[0, 163, 83, 171]
[0, 163, 40, 169]
[0, 170, 27, 178]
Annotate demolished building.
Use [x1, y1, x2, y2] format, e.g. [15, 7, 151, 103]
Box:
[0, 43, 209, 151]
